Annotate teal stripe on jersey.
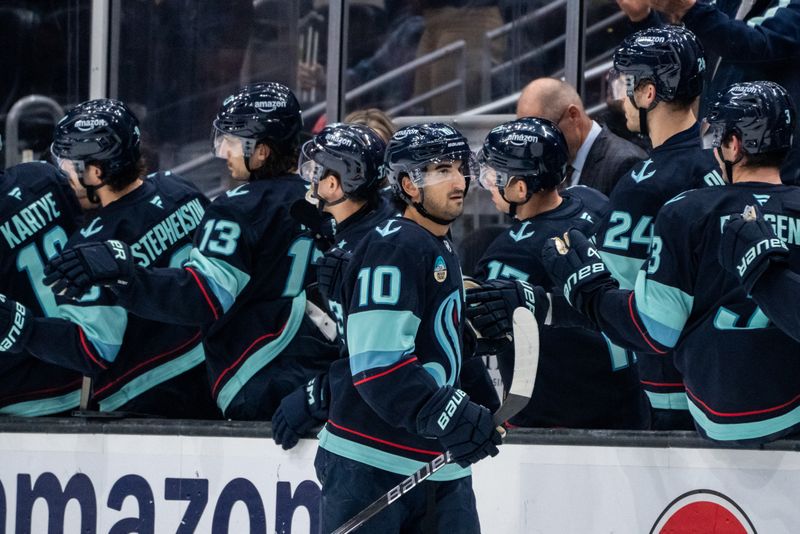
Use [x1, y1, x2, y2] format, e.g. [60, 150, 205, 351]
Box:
[348, 309, 420, 375]
[645, 391, 689, 411]
[318, 426, 471, 481]
[185, 248, 251, 312]
[97, 340, 205, 412]
[0, 389, 81, 416]
[634, 273, 693, 349]
[688, 395, 800, 441]
[58, 303, 127, 362]
[600, 250, 645, 290]
[217, 292, 306, 414]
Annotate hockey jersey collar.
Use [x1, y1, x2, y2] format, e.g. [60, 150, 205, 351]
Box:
[654, 122, 703, 154]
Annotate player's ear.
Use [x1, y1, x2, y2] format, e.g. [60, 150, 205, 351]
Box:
[253, 142, 271, 164]
[401, 174, 420, 201]
[85, 163, 104, 184]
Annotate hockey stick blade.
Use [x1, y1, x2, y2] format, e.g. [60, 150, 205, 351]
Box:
[331, 307, 540, 534]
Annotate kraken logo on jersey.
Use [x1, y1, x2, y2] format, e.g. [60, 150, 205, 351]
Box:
[631, 159, 656, 183]
[509, 221, 535, 242]
[7, 187, 21, 201]
[433, 256, 447, 282]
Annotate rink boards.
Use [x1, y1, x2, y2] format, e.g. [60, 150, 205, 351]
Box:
[0, 420, 797, 533]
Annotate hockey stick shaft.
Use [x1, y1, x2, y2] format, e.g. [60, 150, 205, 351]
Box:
[331, 308, 539, 534]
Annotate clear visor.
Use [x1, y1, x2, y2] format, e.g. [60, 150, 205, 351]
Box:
[617, 72, 637, 98]
[476, 149, 516, 191]
[213, 131, 246, 159]
[51, 152, 85, 180]
[409, 153, 478, 188]
[702, 123, 725, 150]
[297, 142, 326, 184]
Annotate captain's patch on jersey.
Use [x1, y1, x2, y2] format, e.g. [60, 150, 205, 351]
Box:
[433, 256, 447, 282]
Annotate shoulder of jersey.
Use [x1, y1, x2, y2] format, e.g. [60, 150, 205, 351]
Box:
[5, 162, 68, 194]
[147, 170, 206, 205]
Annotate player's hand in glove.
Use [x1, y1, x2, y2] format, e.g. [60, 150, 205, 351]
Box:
[0, 294, 33, 353]
[272, 375, 329, 450]
[719, 205, 789, 294]
[541, 228, 617, 315]
[417, 386, 502, 468]
[316, 247, 352, 303]
[43, 240, 134, 299]
[465, 279, 549, 341]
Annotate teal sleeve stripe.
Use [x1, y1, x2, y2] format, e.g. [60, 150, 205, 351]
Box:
[634, 272, 693, 348]
[97, 340, 206, 412]
[0, 389, 81, 417]
[350, 350, 410, 376]
[599, 250, 644, 290]
[317, 426, 471, 481]
[185, 248, 251, 312]
[58, 303, 127, 362]
[645, 391, 689, 411]
[347, 309, 420, 365]
[423, 362, 447, 387]
[748, 0, 789, 27]
[217, 292, 307, 414]
[688, 396, 800, 442]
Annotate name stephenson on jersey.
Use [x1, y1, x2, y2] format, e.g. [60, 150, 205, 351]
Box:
[320, 217, 471, 480]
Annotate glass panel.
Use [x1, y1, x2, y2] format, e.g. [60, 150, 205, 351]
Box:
[1, 0, 91, 165]
[113, 0, 314, 194]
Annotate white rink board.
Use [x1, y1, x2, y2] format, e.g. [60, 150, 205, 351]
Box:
[0, 433, 798, 533]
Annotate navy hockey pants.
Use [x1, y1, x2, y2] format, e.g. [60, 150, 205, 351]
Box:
[315, 448, 481, 534]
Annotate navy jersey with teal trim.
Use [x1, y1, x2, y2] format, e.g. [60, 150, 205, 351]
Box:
[320, 217, 472, 480]
[0, 162, 84, 415]
[331, 200, 398, 253]
[114, 175, 337, 416]
[594, 123, 722, 411]
[27, 172, 216, 416]
[474, 186, 649, 429]
[590, 182, 800, 443]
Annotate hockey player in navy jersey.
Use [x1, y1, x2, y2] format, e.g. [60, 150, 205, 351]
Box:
[543, 81, 800, 444]
[0, 161, 86, 415]
[469, 117, 649, 430]
[594, 26, 723, 429]
[44, 83, 339, 420]
[0, 98, 218, 417]
[314, 123, 501, 533]
[270, 123, 395, 449]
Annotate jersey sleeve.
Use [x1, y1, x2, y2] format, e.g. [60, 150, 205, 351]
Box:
[117, 200, 255, 326]
[684, 1, 800, 62]
[750, 265, 800, 343]
[588, 201, 696, 354]
[344, 240, 441, 434]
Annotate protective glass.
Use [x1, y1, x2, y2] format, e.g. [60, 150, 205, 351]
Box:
[409, 152, 478, 188]
[213, 131, 246, 159]
[297, 141, 326, 184]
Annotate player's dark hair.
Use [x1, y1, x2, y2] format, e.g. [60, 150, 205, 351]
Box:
[91, 156, 147, 192]
[249, 139, 300, 180]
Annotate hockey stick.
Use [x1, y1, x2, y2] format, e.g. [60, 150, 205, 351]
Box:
[331, 307, 540, 534]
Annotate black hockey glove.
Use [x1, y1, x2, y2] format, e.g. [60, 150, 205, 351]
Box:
[43, 240, 134, 300]
[417, 386, 502, 468]
[316, 247, 352, 303]
[719, 205, 789, 294]
[0, 294, 33, 353]
[465, 279, 549, 341]
[271, 375, 329, 450]
[290, 199, 336, 252]
[541, 229, 617, 316]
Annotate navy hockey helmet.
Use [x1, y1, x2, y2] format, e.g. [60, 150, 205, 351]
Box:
[298, 123, 386, 205]
[478, 117, 569, 202]
[51, 98, 141, 179]
[613, 26, 705, 104]
[212, 82, 302, 160]
[703, 81, 796, 155]
[384, 122, 477, 224]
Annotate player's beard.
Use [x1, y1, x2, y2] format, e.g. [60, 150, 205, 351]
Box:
[423, 189, 465, 222]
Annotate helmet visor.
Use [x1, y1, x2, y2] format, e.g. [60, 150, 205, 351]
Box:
[702, 122, 726, 150]
[51, 149, 86, 181]
[297, 141, 326, 184]
[213, 131, 246, 159]
[409, 152, 478, 188]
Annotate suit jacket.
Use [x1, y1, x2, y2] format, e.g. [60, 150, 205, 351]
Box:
[577, 126, 647, 197]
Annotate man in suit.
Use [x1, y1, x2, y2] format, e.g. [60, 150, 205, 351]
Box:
[517, 77, 647, 196]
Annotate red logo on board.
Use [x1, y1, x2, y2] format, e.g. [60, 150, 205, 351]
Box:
[650, 490, 757, 533]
